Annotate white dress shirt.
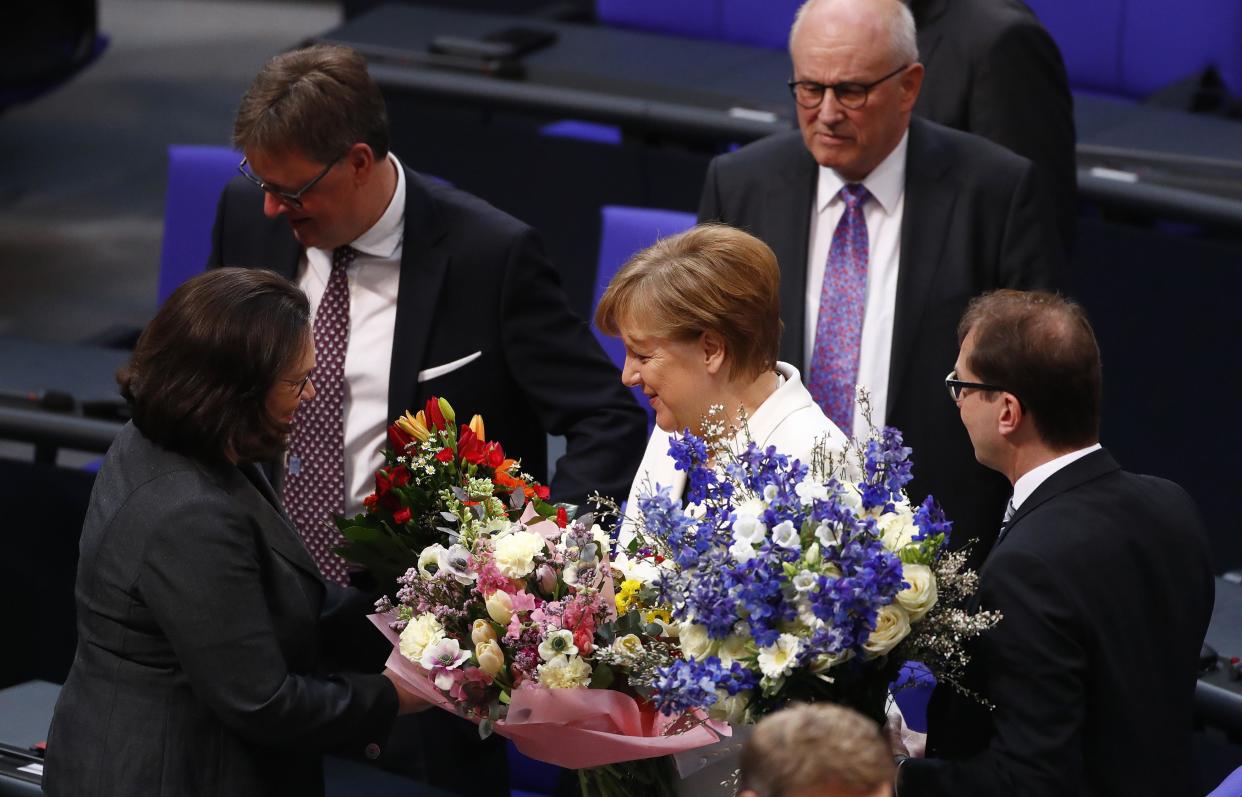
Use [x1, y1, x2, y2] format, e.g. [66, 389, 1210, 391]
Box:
[1010, 443, 1103, 512]
[805, 131, 908, 437]
[297, 153, 406, 516]
[618, 362, 848, 546]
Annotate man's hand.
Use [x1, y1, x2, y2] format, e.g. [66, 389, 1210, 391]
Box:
[885, 698, 927, 758]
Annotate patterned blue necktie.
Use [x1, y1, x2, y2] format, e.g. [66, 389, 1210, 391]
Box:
[808, 183, 870, 434]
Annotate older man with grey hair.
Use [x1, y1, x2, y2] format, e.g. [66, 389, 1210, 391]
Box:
[699, 0, 1064, 572]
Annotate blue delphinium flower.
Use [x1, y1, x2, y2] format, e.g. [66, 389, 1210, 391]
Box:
[862, 427, 914, 512]
[652, 657, 758, 716]
[912, 494, 952, 545]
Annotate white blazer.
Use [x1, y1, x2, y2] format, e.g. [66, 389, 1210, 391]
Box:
[619, 362, 847, 544]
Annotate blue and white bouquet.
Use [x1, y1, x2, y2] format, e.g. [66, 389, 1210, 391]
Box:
[610, 403, 999, 726]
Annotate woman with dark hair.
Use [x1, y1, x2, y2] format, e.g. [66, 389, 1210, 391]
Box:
[44, 268, 423, 797]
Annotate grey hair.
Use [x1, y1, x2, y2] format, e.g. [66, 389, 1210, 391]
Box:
[789, 0, 919, 65]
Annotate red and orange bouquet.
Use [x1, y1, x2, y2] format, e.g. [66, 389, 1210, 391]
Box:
[334, 396, 561, 588]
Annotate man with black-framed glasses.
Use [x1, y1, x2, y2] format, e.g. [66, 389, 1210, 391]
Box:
[208, 42, 647, 797]
[699, 0, 1064, 573]
[892, 289, 1213, 797]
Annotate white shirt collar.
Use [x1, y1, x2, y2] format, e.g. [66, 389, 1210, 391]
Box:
[816, 129, 908, 215]
[349, 152, 406, 259]
[1011, 443, 1103, 511]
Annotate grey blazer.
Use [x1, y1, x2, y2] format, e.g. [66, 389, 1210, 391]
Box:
[44, 423, 397, 797]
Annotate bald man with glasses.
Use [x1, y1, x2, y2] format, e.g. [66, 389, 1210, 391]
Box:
[699, 0, 1064, 570]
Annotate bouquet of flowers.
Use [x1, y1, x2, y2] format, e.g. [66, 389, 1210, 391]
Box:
[349, 397, 727, 796]
[615, 402, 1000, 728]
[334, 396, 562, 588]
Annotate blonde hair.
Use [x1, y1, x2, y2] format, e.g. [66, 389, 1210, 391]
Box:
[594, 223, 781, 381]
[739, 703, 894, 796]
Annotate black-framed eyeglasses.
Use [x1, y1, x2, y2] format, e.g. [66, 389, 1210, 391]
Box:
[283, 373, 313, 398]
[945, 370, 1008, 403]
[788, 63, 910, 110]
[238, 155, 343, 209]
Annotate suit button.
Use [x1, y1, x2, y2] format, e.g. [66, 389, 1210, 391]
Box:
[365, 742, 382, 760]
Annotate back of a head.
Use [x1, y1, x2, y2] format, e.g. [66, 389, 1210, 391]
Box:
[119, 268, 310, 463]
[738, 702, 894, 797]
[233, 43, 389, 163]
[594, 223, 782, 382]
[958, 289, 1102, 451]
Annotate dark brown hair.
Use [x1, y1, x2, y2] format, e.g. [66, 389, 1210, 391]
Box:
[119, 268, 310, 463]
[233, 43, 389, 163]
[739, 702, 894, 796]
[958, 289, 1102, 450]
[594, 223, 782, 381]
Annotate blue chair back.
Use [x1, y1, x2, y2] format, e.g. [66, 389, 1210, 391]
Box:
[1208, 764, 1242, 797]
[593, 206, 697, 433]
[595, 0, 719, 39]
[158, 145, 240, 305]
[720, 0, 800, 49]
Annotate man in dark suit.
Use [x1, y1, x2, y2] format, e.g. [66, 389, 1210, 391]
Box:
[910, 0, 1077, 250]
[894, 289, 1214, 796]
[209, 44, 647, 796]
[698, 0, 1063, 570]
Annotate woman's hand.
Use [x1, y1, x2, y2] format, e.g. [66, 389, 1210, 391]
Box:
[383, 668, 432, 715]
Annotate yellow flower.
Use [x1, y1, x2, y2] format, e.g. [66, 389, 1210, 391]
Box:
[468, 414, 486, 442]
[396, 410, 431, 442]
[614, 579, 642, 614]
[643, 608, 672, 626]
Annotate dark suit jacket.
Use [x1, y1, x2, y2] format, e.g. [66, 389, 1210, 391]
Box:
[912, 0, 1077, 251]
[902, 449, 1215, 796]
[698, 117, 1063, 569]
[44, 423, 397, 797]
[208, 164, 648, 510]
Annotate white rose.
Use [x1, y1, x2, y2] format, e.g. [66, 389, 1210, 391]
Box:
[862, 604, 911, 658]
[757, 633, 802, 679]
[836, 482, 863, 512]
[612, 634, 644, 657]
[708, 691, 751, 724]
[677, 622, 715, 660]
[895, 564, 938, 621]
[772, 520, 800, 550]
[717, 634, 751, 667]
[878, 508, 919, 551]
[417, 544, 448, 578]
[493, 530, 546, 578]
[538, 654, 593, 688]
[399, 612, 445, 663]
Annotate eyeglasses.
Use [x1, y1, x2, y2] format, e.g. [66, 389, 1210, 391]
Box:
[237, 155, 343, 209]
[788, 63, 909, 110]
[944, 370, 1008, 403]
[283, 373, 313, 398]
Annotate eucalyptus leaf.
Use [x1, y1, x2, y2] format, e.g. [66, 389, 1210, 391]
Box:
[589, 662, 615, 690]
[478, 718, 493, 739]
[509, 489, 526, 510]
[440, 511, 460, 524]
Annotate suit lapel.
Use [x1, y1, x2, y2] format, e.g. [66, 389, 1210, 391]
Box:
[232, 461, 327, 584]
[387, 169, 450, 420]
[888, 118, 956, 418]
[771, 143, 818, 367]
[994, 449, 1120, 550]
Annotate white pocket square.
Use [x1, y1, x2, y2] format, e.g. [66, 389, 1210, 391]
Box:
[417, 350, 482, 382]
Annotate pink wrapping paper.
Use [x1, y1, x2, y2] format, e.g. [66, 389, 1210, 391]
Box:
[370, 613, 726, 769]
